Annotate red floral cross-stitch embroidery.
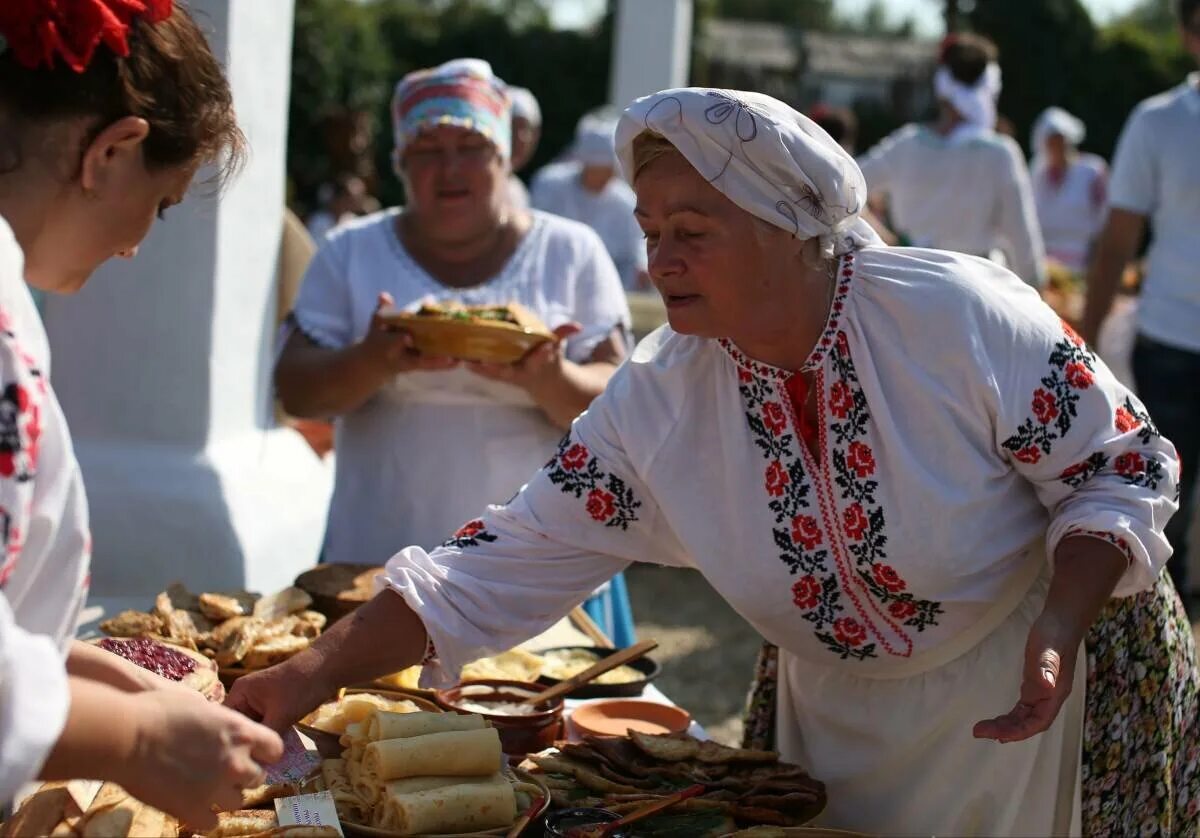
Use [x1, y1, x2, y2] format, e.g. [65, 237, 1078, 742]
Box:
[545, 435, 642, 530]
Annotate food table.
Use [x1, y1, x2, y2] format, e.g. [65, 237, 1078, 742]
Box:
[9, 586, 835, 837]
[75, 594, 705, 742]
[516, 620, 706, 741]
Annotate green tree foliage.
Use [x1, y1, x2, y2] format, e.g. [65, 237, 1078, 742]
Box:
[287, 0, 1193, 210]
[968, 0, 1191, 158]
[1122, 0, 1183, 33]
[288, 0, 611, 210]
[289, 0, 391, 201]
[969, 0, 1097, 146]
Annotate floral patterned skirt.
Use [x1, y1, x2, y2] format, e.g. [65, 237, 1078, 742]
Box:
[741, 569, 1200, 836]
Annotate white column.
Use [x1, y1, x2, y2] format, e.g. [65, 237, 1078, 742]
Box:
[42, 0, 333, 598]
[609, 0, 693, 110]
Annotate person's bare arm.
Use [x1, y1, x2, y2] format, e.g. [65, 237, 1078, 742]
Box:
[1081, 209, 1146, 345]
[275, 292, 458, 419]
[467, 326, 627, 429]
[226, 589, 427, 731]
[974, 536, 1126, 742]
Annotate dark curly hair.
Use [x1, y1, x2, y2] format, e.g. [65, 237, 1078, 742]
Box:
[939, 34, 999, 86]
[0, 3, 244, 182]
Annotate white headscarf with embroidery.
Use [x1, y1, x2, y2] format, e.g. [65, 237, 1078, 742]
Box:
[614, 87, 882, 258]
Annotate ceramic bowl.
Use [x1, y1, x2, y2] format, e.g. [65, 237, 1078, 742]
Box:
[568, 699, 691, 739]
[435, 680, 564, 758]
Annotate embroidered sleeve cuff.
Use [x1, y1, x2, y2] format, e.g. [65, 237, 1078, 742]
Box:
[379, 546, 485, 690]
[0, 624, 70, 803]
[1047, 514, 1162, 597]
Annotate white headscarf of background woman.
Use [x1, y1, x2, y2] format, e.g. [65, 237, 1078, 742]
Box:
[614, 88, 882, 260]
[934, 63, 1002, 132]
[1030, 106, 1086, 173]
[932, 34, 1002, 143]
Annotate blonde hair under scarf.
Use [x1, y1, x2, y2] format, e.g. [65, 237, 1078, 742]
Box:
[614, 87, 882, 259]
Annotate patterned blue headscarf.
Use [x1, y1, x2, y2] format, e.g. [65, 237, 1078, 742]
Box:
[392, 58, 512, 160]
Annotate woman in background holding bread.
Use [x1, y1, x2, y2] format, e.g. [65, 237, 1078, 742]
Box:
[0, 1, 281, 828]
[275, 59, 637, 644]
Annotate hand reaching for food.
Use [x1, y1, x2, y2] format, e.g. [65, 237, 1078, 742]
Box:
[226, 657, 331, 734]
[116, 691, 283, 830]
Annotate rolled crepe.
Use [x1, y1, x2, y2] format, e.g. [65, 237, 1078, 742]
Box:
[339, 721, 367, 750]
[377, 777, 516, 834]
[351, 767, 382, 807]
[366, 710, 485, 742]
[322, 759, 370, 822]
[371, 776, 472, 826]
[384, 775, 501, 796]
[340, 722, 369, 764]
[321, 759, 349, 790]
[363, 727, 502, 780]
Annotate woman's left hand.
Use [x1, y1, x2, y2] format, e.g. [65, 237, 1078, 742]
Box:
[972, 613, 1080, 743]
[465, 322, 581, 393]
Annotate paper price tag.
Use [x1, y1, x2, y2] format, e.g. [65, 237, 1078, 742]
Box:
[264, 727, 321, 786]
[275, 790, 344, 836]
[65, 779, 102, 813]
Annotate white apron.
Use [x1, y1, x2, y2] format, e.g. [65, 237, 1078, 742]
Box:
[780, 546, 1084, 835]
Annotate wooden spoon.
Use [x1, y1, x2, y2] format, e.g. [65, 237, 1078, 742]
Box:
[569, 605, 613, 647]
[521, 639, 658, 706]
[565, 784, 707, 838]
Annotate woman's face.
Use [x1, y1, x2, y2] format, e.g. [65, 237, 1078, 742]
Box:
[399, 124, 508, 242]
[633, 150, 812, 344]
[1045, 133, 1069, 168]
[24, 118, 196, 294]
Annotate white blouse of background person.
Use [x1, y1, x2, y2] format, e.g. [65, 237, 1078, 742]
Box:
[288, 208, 631, 564]
[1106, 71, 1200, 355]
[858, 127, 1046, 287]
[1030, 108, 1108, 274]
[531, 117, 648, 292]
[857, 65, 1046, 288]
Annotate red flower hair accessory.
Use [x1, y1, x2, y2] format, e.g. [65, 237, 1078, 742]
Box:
[937, 33, 961, 65]
[0, 0, 173, 73]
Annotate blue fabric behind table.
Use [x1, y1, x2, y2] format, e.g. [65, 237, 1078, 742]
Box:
[582, 571, 637, 648]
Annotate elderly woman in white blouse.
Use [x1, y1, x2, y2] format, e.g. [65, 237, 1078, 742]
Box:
[233, 88, 1197, 835]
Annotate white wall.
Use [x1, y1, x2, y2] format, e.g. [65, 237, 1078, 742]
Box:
[43, 0, 333, 598]
[610, 0, 693, 111]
